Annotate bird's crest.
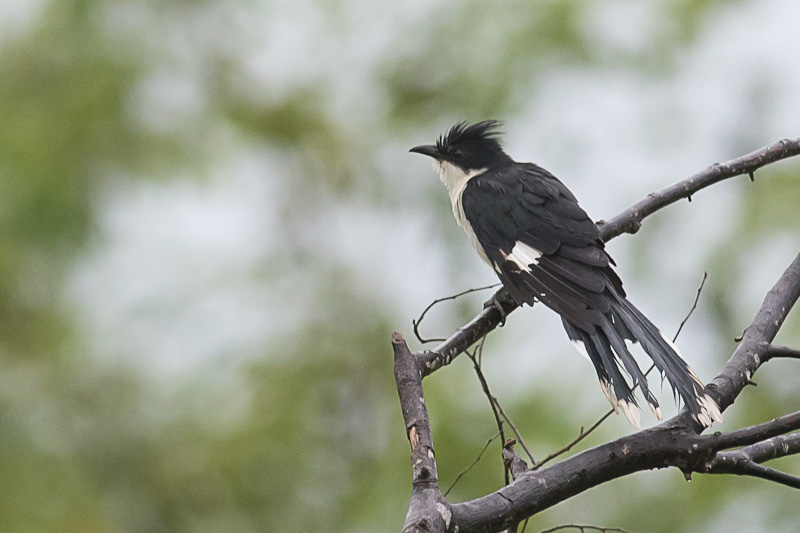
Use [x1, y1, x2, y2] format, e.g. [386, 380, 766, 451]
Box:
[436, 120, 504, 154]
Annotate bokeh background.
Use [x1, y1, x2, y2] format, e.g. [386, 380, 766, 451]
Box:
[1, 0, 799, 531]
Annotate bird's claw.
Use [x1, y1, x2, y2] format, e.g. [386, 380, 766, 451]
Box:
[483, 295, 507, 326]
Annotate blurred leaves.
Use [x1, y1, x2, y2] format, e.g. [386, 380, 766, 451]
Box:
[0, 0, 797, 532]
[222, 88, 358, 193]
[385, 1, 590, 124]
[740, 164, 800, 235]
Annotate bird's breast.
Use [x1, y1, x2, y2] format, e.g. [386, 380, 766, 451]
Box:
[435, 161, 490, 265]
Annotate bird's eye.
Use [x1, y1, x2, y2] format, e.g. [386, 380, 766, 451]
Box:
[453, 149, 464, 159]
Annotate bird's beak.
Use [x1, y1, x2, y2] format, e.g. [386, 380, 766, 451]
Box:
[409, 144, 440, 159]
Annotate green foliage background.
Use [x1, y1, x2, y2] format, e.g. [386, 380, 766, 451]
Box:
[0, 0, 798, 532]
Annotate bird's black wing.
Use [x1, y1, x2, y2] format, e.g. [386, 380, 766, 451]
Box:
[461, 161, 722, 427]
[462, 163, 622, 331]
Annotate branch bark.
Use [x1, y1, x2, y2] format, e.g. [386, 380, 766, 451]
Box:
[597, 138, 800, 240]
[393, 332, 453, 532]
[707, 432, 800, 488]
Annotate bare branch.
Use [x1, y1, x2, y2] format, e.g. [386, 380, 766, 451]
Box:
[502, 440, 530, 480]
[707, 432, 800, 488]
[761, 344, 800, 361]
[423, 289, 518, 375]
[732, 431, 800, 463]
[713, 461, 800, 489]
[672, 271, 708, 342]
[392, 333, 451, 532]
[445, 434, 502, 498]
[708, 411, 800, 450]
[413, 284, 501, 344]
[708, 253, 800, 416]
[538, 525, 633, 533]
[597, 138, 800, 240]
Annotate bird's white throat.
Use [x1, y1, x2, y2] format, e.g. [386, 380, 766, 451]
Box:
[435, 160, 489, 263]
[434, 160, 486, 207]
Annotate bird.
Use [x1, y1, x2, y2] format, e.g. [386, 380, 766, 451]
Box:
[410, 120, 722, 428]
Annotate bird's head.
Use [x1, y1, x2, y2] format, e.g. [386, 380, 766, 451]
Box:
[410, 120, 509, 175]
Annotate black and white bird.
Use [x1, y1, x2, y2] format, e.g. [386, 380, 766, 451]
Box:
[410, 120, 722, 428]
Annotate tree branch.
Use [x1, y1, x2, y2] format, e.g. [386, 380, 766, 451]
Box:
[707, 253, 800, 415]
[539, 525, 633, 533]
[708, 411, 800, 450]
[392, 333, 451, 532]
[761, 344, 800, 361]
[413, 284, 501, 344]
[597, 138, 800, 240]
[447, 253, 800, 532]
[502, 440, 530, 480]
[423, 289, 518, 375]
[707, 432, 800, 488]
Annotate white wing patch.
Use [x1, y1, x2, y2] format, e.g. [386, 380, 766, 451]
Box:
[507, 241, 542, 272]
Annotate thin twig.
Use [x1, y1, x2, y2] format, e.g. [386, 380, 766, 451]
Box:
[538, 524, 633, 533]
[762, 344, 800, 361]
[495, 400, 537, 466]
[467, 337, 510, 486]
[477, 329, 487, 367]
[444, 432, 502, 497]
[533, 411, 614, 470]
[467, 341, 508, 486]
[598, 138, 800, 241]
[673, 271, 708, 342]
[412, 283, 501, 344]
[467, 348, 537, 466]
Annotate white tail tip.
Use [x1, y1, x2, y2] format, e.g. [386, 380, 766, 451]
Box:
[599, 380, 619, 414]
[618, 399, 642, 429]
[648, 402, 663, 421]
[694, 393, 723, 427]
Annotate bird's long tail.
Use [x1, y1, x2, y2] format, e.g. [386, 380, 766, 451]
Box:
[562, 296, 723, 428]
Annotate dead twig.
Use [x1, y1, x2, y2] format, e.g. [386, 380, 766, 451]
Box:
[413, 283, 501, 344]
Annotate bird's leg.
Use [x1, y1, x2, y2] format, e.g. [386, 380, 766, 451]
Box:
[483, 291, 516, 326]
